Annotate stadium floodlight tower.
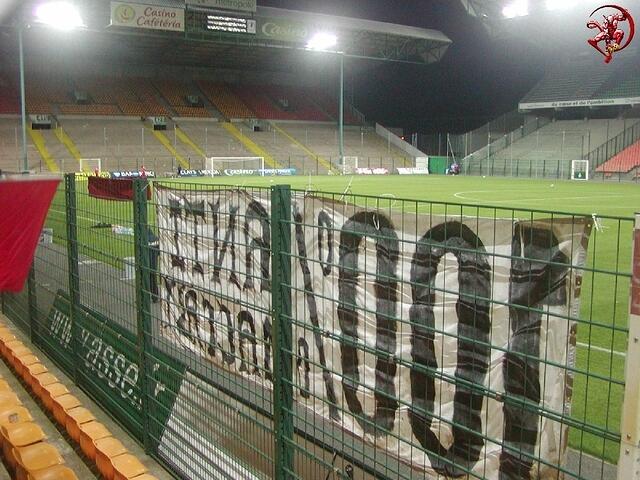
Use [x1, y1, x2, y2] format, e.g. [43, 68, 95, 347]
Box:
[17, 1, 85, 172]
[305, 32, 346, 168]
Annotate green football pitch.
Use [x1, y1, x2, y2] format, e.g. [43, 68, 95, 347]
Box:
[47, 174, 640, 463]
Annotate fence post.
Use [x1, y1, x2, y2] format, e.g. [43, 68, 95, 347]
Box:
[64, 173, 81, 383]
[133, 179, 152, 453]
[271, 185, 293, 479]
[27, 263, 37, 342]
[618, 213, 640, 480]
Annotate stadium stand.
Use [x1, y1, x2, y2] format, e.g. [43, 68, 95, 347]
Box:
[154, 80, 210, 118]
[197, 81, 255, 119]
[466, 118, 628, 177]
[0, 75, 20, 114]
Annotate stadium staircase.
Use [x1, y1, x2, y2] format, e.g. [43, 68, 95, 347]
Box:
[53, 126, 82, 170]
[149, 128, 190, 169]
[221, 122, 280, 168]
[269, 123, 338, 174]
[27, 129, 59, 172]
[174, 126, 207, 160]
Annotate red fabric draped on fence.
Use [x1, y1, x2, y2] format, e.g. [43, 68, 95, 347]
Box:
[87, 176, 151, 201]
[0, 177, 60, 292]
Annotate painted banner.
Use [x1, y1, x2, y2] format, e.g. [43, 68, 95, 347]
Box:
[110, 2, 185, 32]
[155, 187, 591, 478]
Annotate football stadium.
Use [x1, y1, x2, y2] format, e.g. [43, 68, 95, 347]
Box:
[1, 1, 640, 479]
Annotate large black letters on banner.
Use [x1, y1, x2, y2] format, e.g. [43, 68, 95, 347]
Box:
[184, 199, 206, 276]
[499, 224, 568, 479]
[338, 211, 399, 436]
[409, 222, 491, 476]
[293, 204, 340, 420]
[211, 203, 241, 289]
[169, 198, 186, 271]
[243, 201, 271, 292]
[317, 210, 333, 277]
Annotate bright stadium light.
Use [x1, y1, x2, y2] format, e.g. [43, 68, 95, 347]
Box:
[502, 0, 529, 18]
[34, 1, 85, 30]
[545, 0, 578, 11]
[306, 32, 338, 51]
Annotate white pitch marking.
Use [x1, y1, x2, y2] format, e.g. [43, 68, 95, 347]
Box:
[576, 342, 625, 357]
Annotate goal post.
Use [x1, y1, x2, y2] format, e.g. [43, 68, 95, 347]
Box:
[571, 160, 589, 181]
[80, 158, 102, 173]
[341, 156, 359, 175]
[207, 157, 265, 176]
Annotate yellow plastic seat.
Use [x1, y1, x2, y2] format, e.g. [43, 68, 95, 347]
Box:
[31, 373, 58, 399]
[15, 442, 64, 480]
[27, 465, 79, 480]
[0, 378, 12, 391]
[1, 422, 46, 473]
[78, 421, 111, 461]
[41, 383, 70, 412]
[95, 437, 127, 480]
[65, 407, 95, 443]
[0, 406, 33, 427]
[112, 454, 148, 480]
[0, 390, 22, 408]
[52, 394, 81, 426]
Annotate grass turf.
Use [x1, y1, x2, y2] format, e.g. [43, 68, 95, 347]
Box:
[45, 174, 640, 464]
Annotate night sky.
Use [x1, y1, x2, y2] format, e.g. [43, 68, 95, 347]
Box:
[261, 0, 640, 133]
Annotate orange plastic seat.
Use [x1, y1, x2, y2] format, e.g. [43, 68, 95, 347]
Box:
[1, 422, 46, 472]
[31, 373, 58, 399]
[79, 421, 111, 461]
[15, 442, 63, 480]
[65, 407, 95, 443]
[24, 364, 48, 389]
[52, 394, 81, 426]
[41, 383, 70, 412]
[130, 475, 158, 480]
[0, 378, 12, 391]
[0, 406, 33, 427]
[28, 464, 79, 480]
[112, 454, 148, 480]
[8, 347, 32, 370]
[16, 355, 40, 379]
[95, 437, 127, 480]
[4, 340, 25, 359]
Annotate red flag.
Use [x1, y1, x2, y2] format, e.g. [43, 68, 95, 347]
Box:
[88, 176, 150, 201]
[0, 178, 61, 292]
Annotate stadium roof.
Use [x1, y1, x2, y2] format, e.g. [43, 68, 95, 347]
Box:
[0, 1, 451, 68]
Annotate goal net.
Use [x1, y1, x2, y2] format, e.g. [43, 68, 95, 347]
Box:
[341, 156, 359, 175]
[571, 160, 589, 181]
[207, 157, 265, 176]
[80, 158, 102, 174]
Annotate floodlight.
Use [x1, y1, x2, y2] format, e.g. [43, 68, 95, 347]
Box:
[306, 32, 338, 51]
[545, 0, 578, 11]
[34, 1, 85, 30]
[502, 0, 528, 18]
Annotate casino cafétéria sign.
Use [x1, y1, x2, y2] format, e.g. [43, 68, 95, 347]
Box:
[110, 2, 185, 32]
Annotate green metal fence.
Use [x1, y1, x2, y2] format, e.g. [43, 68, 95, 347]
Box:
[2, 174, 637, 480]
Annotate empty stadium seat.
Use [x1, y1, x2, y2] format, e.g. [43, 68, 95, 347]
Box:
[0, 406, 33, 428]
[15, 354, 40, 379]
[78, 421, 111, 461]
[95, 436, 127, 479]
[31, 373, 58, 399]
[28, 464, 79, 480]
[1, 422, 46, 472]
[52, 394, 81, 426]
[65, 407, 95, 443]
[596, 140, 640, 173]
[40, 383, 70, 412]
[23, 364, 47, 386]
[14, 442, 64, 480]
[112, 453, 148, 480]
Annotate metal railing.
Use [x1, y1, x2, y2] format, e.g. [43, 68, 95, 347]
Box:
[2, 176, 637, 479]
